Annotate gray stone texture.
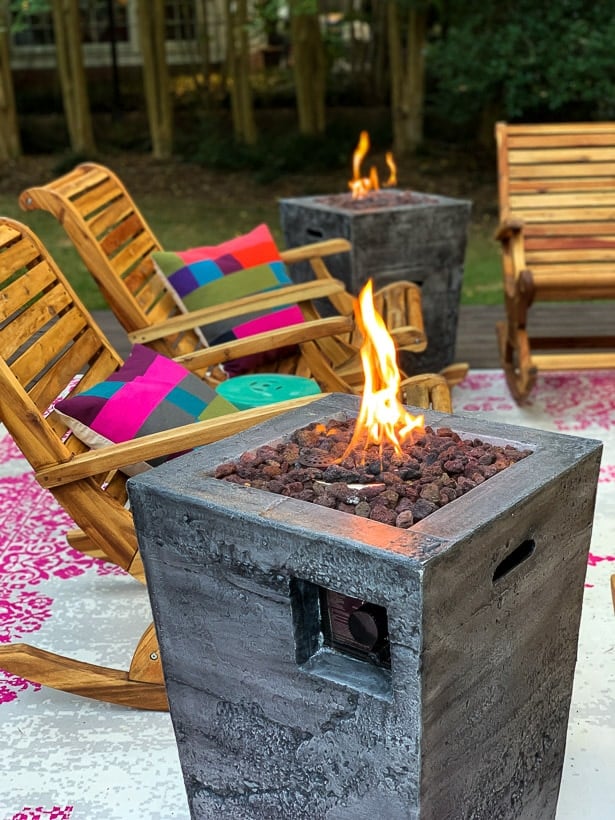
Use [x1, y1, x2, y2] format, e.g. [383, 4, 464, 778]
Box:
[128, 394, 602, 820]
[279, 193, 472, 373]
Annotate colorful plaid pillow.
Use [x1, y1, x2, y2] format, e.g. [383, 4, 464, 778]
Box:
[53, 345, 237, 475]
[151, 224, 304, 376]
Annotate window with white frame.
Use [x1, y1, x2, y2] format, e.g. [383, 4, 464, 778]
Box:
[10, 0, 203, 69]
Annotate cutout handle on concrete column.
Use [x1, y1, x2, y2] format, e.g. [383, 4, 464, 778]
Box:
[493, 538, 536, 583]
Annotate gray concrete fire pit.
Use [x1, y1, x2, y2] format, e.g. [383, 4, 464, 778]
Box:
[128, 394, 601, 820]
[279, 191, 471, 373]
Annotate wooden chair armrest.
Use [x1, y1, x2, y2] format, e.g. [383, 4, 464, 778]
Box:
[399, 373, 453, 413]
[37, 395, 326, 489]
[174, 316, 353, 372]
[495, 219, 524, 242]
[496, 219, 529, 287]
[280, 238, 351, 264]
[127, 279, 347, 344]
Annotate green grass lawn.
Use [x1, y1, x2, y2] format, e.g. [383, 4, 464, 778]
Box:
[463, 223, 502, 305]
[1, 191, 502, 310]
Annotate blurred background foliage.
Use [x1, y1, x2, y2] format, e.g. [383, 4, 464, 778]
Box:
[2, 0, 614, 308]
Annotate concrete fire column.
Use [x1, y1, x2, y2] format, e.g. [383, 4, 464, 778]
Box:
[279, 193, 471, 374]
[128, 394, 602, 820]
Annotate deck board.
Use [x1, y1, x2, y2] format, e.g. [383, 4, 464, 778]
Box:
[93, 303, 613, 373]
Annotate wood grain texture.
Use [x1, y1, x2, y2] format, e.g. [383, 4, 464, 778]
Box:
[19, 161, 431, 370]
[495, 121, 615, 402]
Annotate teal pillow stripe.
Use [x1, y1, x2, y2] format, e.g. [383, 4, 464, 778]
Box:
[80, 380, 122, 399]
[153, 253, 223, 285]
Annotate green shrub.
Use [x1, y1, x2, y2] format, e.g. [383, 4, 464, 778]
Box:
[427, 1, 615, 127]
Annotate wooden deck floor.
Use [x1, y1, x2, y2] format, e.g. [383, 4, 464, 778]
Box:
[93, 302, 613, 372]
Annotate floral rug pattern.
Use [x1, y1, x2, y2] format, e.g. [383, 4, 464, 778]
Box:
[1, 370, 614, 819]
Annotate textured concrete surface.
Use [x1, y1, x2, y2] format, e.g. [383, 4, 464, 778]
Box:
[279, 194, 472, 373]
[128, 394, 602, 820]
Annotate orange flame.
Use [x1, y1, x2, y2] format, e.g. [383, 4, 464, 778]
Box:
[385, 151, 397, 187]
[349, 131, 397, 199]
[345, 281, 424, 458]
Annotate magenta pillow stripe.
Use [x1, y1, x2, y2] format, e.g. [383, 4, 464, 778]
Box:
[232, 305, 305, 340]
[92, 377, 177, 441]
[53, 345, 239, 475]
[92, 349, 191, 439]
[142, 351, 192, 385]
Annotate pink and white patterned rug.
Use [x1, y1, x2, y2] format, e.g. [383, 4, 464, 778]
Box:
[1, 370, 614, 819]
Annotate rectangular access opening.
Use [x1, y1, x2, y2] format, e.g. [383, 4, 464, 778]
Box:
[290, 578, 393, 700]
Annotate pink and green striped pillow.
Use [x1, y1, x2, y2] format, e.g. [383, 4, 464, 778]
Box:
[151, 224, 304, 375]
[53, 345, 237, 475]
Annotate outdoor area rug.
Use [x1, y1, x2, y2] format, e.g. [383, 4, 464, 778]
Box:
[1, 369, 614, 819]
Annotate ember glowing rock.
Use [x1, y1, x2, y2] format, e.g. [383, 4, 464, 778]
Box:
[214, 419, 531, 528]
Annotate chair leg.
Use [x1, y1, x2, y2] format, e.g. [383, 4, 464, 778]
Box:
[65, 528, 146, 585]
[66, 528, 108, 560]
[496, 320, 537, 403]
[439, 361, 469, 387]
[400, 374, 453, 413]
[0, 623, 167, 711]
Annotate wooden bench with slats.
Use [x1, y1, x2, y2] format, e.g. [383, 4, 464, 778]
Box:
[495, 121, 615, 403]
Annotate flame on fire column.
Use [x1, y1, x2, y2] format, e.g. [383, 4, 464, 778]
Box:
[349, 131, 398, 199]
[344, 280, 424, 461]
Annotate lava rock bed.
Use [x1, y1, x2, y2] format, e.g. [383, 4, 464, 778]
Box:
[314, 190, 439, 211]
[214, 419, 532, 529]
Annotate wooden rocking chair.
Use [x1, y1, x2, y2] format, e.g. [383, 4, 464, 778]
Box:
[0, 217, 359, 711]
[495, 121, 615, 403]
[0, 217, 453, 710]
[18, 161, 428, 369]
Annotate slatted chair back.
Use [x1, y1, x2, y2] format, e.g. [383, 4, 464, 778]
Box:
[18, 162, 199, 358]
[18, 162, 428, 363]
[0, 217, 141, 577]
[495, 122, 615, 402]
[496, 121, 615, 301]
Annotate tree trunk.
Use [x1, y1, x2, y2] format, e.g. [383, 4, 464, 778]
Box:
[0, 9, 21, 159]
[290, 3, 326, 136]
[136, 0, 174, 159]
[370, 0, 389, 104]
[195, 0, 212, 96]
[225, 0, 257, 145]
[51, 0, 96, 154]
[388, 0, 427, 156]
